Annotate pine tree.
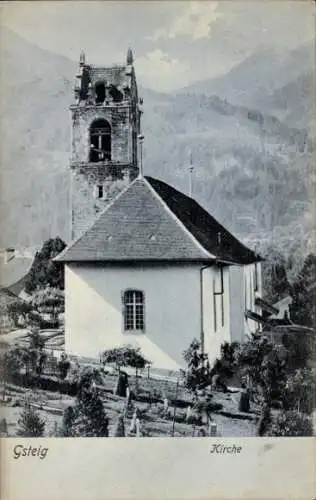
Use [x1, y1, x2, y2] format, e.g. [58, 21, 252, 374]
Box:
[76, 387, 109, 437]
[0, 418, 8, 436]
[25, 237, 66, 294]
[16, 403, 46, 437]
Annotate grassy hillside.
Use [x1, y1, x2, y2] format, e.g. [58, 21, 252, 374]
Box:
[0, 28, 314, 269]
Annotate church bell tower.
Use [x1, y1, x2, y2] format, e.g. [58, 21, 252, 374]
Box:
[69, 49, 141, 240]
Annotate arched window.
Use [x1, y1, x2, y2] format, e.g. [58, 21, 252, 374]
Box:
[95, 81, 106, 104]
[123, 290, 145, 332]
[109, 85, 123, 103]
[89, 119, 111, 162]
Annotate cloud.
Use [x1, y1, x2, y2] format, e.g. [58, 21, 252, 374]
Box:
[149, 1, 223, 41]
[135, 49, 190, 92]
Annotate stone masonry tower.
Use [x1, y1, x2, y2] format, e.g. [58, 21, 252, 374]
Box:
[70, 49, 141, 240]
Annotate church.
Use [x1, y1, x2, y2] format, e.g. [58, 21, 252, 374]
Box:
[56, 50, 263, 371]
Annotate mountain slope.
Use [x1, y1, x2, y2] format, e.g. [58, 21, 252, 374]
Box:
[0, 28, 76, 245]
[255, 71, 315, 134]
[181, 43, 315, 132]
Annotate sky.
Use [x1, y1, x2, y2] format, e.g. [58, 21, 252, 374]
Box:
[0, 1, 315, 91]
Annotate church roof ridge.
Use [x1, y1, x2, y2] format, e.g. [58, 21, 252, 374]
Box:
[142, 176, 215, 261]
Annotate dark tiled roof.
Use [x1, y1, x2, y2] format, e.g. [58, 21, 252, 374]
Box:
[146, 177, 260, 265]
[56, 176, 261, 265]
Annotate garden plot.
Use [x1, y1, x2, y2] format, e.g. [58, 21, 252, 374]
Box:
[1, 371, 258, 437]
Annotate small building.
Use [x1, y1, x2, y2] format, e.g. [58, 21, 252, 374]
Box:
[0, 247, 37, 334]
[0, 248, 35, 297]
[268, 295, 292, 323]
[55, 50, 263, 371]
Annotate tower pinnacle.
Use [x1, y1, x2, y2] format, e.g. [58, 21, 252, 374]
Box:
[126, 48, 134, 65]
[79, 51, 86, 66]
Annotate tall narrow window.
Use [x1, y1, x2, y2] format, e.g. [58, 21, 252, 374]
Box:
[109, 85, 123, 103]
[97, 184, 103, 199]
[213, 266, 224, 330]
[213, 280, 217, 332]
[95, 81, 106, 104]
[90, 119, 111, 162]
[123, 290, 145, 332]
[254, 262, 259, 292]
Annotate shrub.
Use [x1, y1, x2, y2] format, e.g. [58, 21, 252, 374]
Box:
[102, 345, 150, 373]
[193, 399, 222, 415]
[182, 339, 210, 392]
[289, 258, 315, 327]
[31, 286, 65, 327]
[281, 330, 314, 371]
[60, 406, 76, 437]
[58, 353, 71, 380]
[7, 300, 33, 327]
[3, 345, 39, 379]
[114, 415, 125, 437]
[75, 367, 104, 397]
[6, 372, 77, 396]
[2, 332, 47, 379]
[235, 334, 287, 406]
[211, 341, 240, 380]
[3, 347, 26, 379]
[270, 411, 313, 437]
[220, 342, 240, 366]
[0, 418, 8, 436]
[16, 403, 46, 437]
[282, 368, 316, 414]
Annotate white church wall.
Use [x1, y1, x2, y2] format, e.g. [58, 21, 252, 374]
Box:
[64, 263, 202, 370]
[229, 266, 245, 344]
[64, 261, 262, 371]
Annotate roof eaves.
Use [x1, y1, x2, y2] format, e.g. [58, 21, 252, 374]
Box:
[59, 257, 217, 264]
